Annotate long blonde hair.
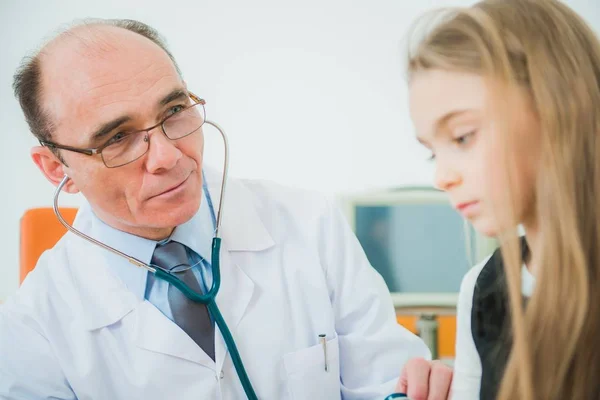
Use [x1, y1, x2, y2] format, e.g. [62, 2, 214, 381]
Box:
[408, 0, 600, 398]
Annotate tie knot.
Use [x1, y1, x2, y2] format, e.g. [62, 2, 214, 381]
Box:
[151, 240, 190, 272]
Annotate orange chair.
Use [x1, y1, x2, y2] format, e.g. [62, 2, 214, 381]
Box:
[397, 312, 456, 359]
[20, 207, 78, 284]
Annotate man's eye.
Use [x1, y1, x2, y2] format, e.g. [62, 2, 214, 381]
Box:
[107, 132, 128, 145]
[167, 105, 186, 116]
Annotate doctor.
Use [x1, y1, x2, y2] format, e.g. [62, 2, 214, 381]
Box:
[1, 19, 451, 399]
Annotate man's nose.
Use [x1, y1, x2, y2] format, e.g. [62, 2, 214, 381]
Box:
[144, 128, 182, 173]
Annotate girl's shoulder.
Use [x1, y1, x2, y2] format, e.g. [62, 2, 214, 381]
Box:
[459, 254, 494, 302]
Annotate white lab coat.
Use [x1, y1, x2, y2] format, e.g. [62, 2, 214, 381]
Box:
[0, 170, 429, 400]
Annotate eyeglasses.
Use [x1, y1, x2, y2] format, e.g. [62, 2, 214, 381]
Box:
[40, 92, 206, 168]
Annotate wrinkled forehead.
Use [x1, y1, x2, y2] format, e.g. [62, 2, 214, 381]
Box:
[39, 25, 183, 142]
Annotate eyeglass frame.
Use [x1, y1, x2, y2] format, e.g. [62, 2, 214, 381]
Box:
[39, 92, 206, 168]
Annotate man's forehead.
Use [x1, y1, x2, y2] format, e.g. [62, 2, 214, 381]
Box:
[43, 25, 143, 62]
[39, 24, 182, 135]
[41, 25, 173, 82]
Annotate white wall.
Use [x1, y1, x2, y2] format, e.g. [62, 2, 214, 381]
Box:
[0, 0, 597, 301]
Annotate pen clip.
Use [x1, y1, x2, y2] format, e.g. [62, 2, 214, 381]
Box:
[318, 334, 328, 372]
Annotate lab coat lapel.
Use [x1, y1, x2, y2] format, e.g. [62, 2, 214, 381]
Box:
[203, 167, 275, 252]
[203, 168, 275, 371]
[213, 241, 255, 372]
[69, 170, 277, 369]
[66, 213, 139, 331]
[135, 300, 214, 368]
[66, 206, 215, 368]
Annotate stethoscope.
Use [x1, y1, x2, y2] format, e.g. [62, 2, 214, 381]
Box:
[385, 394, 408, 399]
[52, 120, 259, 400]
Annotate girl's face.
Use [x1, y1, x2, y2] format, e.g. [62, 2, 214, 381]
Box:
[409, 69, 541, 237]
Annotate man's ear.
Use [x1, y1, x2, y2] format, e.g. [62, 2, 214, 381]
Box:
[31, 146, 80, 194]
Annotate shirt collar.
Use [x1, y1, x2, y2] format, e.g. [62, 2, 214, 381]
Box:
[168, 184, 215, 262]
[87, 180, 215, 300]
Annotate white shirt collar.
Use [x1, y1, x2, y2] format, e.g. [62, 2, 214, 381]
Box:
[521, 264, 535, 297]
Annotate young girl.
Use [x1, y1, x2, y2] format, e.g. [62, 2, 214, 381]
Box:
[406, 0, 600, 399]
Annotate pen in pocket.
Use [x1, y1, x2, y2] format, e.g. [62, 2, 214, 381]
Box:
[318, 334, 328, 372]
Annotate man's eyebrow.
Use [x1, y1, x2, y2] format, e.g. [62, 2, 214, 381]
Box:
[159, 89, 189, 107]
[89, 116, 131, 146]
[88, 89, 188, 146]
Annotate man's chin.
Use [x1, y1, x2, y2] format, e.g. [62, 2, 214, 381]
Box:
[145, 199, 201, 227]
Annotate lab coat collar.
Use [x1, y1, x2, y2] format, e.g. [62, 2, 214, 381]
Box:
[203, 167, 275, 252]
[68, 203, 144, 331]
[66, 168, 275, 335]
[66, 222, 214, 366]
[84, 205, 154, 302]
[77, 185, 215, 304]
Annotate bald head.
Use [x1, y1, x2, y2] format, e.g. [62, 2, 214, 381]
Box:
[42, 24, 154, 68]
[13, 19, 181, 147]
[41, 25, 183, 136]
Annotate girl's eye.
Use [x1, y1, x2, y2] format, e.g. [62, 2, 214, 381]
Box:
[453, 131, 476, 146]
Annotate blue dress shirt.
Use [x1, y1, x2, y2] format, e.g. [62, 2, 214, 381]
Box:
[87, 179, 216, 322]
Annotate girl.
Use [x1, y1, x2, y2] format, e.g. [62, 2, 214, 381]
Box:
[406, 0, 600, 399]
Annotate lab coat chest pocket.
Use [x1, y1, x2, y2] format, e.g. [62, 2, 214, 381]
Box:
[283, 335, 341, 400]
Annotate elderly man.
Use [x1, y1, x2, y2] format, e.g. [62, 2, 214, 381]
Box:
[0, 19, 451, 399]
